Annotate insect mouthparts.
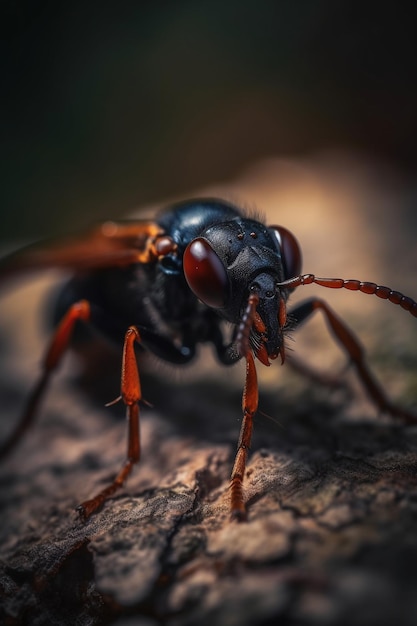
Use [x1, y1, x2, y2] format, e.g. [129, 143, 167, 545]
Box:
[1, 197, 417, 524]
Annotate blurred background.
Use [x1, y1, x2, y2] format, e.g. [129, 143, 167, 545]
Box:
[1, 0, 416, 245]
[1, 7, 417, 623]
[1, 0, 417, 401]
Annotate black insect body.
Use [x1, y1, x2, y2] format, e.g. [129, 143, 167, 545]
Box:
[1, 198, 416, 520]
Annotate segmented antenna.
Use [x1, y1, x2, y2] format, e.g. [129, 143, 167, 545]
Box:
[277, 274, 417, 317]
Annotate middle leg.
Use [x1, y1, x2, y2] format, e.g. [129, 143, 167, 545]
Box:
[77, 326, 142, 519]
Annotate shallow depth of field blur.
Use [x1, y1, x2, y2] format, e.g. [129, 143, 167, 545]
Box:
[2, 8, 417, 624]
[1, 3, 416, 244]
[1, 2, 417, 420]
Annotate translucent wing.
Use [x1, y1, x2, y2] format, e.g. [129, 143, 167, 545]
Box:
[0, 220, 164, 282]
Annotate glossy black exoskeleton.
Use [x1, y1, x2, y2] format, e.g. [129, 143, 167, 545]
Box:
[1, 198, 417, 520]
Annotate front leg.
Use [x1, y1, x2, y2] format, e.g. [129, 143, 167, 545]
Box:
[229, 351, 258, 520]
[289, 298, 417, 423]
[228, 293, 261, 520]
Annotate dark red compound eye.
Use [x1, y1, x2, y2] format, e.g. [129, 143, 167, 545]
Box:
[183, 238, 228, 308]
[270, 225, 302, 279]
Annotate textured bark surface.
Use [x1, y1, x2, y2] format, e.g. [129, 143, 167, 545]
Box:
[1, 158, 417, 626]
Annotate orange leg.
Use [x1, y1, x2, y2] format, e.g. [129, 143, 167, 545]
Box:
[230, 350, 259, 521]
[292, 298, 417, 423]
[312, 299, 417, 422]
[77, 326, 142, 520]
[0, 300, 91, 460]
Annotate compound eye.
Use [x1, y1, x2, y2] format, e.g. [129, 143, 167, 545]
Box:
[270, 225, 302, 279]
[183, 238, 228, 308]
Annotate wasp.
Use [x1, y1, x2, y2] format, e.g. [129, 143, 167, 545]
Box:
[1, 198, 416, 520]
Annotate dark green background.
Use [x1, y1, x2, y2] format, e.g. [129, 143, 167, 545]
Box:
[1, 1, 416, 243]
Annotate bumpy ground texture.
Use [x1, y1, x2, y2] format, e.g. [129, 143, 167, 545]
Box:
[1, 158, 417, 625]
